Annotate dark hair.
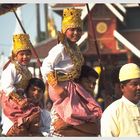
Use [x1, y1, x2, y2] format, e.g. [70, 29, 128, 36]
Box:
[79, 65, 99, 80]
[110, 67, 121, 84]
[120, 80, 130, 85]
[26, 78, 45, 93]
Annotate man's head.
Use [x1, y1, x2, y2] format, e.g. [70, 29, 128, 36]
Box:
[119, 63, 140, 104]
[26, 78, 45, 104]
[79, 65, 99, 94]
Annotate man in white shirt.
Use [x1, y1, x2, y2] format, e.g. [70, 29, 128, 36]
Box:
[101, 63, 140, 137]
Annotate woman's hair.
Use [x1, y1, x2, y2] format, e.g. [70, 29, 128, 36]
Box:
[26, 78, 45, 93]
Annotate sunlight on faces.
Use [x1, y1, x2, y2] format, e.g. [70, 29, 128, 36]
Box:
[27, 85, 44, 104]
[65, 27, 82, 43]
[15, 50, 32, 66]
[121, 78, 140, 104]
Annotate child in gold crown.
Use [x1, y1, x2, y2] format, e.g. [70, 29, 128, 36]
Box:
[41, 8, 102, 136]
[0, 34, 42, 136]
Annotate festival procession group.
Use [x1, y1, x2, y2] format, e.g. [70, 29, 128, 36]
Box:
[0, 7, 140, 137]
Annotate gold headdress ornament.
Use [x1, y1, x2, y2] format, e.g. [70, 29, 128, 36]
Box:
[12, 33, 31, 55]
[61, 8, 82, 33]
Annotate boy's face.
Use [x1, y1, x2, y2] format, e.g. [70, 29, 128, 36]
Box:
[15, 50, 31, 66]
[80, 76, 97, 95]
[27, 85, 43, 104]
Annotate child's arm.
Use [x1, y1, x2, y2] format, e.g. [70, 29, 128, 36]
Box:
[41, 44, 67, 98]
[1, 63, 29, 109]
[1, 63, 17, 96]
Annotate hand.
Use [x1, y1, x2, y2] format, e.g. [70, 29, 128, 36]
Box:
[53, 118, 69, 131]
[27, 111, 41, 135]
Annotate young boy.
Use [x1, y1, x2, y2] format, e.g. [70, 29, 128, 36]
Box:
[25, 78, 51, 136]
[78, 65, 99, 96]
[0, 33, 41, 136]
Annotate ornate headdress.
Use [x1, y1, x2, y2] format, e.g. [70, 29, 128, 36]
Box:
[61, 8, 82, 33]
[12, 33, 31, 55]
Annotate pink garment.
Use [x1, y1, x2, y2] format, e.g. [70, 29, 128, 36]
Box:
[49, 81, 102, 126]
[1, 92, 40, 125]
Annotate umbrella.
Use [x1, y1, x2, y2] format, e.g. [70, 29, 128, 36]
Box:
[0, 4, 24, 15]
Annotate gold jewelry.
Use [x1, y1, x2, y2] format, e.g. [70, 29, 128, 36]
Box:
[57, 42, 84, 82]
[13, 61, 32, 90]
[62, 8, 82, 33]
[47, 72, 58, 87]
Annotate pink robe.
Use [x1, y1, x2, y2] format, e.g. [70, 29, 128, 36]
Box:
[1, 91, 40, 125]
[49, 81, 102, 126]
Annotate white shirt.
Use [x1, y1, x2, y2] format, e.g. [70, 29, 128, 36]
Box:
[1, 109, 13, 135]
[1, 62, 27, 135]
[101, 96, 140, 137]
[41, 43, 74, 82]
[1, 62, 27, 96]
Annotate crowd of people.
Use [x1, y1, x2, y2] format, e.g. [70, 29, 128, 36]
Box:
[0, 7, 140, 137]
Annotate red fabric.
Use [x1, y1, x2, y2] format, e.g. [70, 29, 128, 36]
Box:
[1, 92, 40, 125]
[96, 19, 117, 53]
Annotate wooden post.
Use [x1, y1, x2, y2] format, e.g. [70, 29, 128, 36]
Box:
[36, 4, 41, 42]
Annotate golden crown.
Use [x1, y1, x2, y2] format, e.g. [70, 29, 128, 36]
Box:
[12, 34, 31, 55]
[62, 8, 82, 33]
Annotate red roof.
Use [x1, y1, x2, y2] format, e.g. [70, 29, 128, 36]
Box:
[32, 38, 57, 59]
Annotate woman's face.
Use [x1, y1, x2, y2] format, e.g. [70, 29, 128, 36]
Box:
[15, 50, 32, 66]
[65, 27, 82, 43]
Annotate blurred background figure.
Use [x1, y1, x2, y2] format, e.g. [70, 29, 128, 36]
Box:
[78, 65, 99, 97]
[111, 67, 122, 101]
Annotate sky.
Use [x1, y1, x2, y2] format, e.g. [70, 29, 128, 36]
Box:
[0, 3, 61, 57]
